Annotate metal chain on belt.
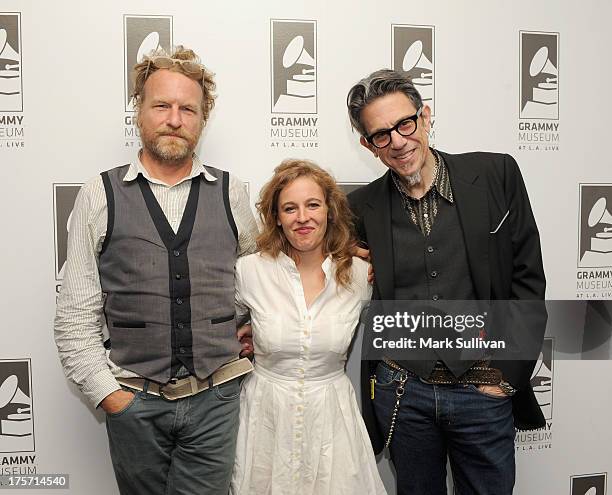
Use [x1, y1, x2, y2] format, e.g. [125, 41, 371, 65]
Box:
[384, 372, 408, 449]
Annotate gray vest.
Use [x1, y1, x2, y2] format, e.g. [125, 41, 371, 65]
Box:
[390, 184, 477, 377]
[99, 164, 240, 383]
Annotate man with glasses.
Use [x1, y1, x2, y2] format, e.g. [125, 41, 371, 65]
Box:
[54, 46, 258, 495]
[346, 69, 546, 494]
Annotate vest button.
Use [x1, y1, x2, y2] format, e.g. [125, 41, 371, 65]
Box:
[176, 298, 183, 305]
[430, 270, 438, 278]
[432, 294, 440, 301]
[177, 322, 184, 329]
[175, 274, 182, 280]
[173, 250, 180, 257]
[427, 246, 434, 253]
[179, 347, 185, 354]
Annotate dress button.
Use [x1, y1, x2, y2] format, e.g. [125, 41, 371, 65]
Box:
[432, 294, 440, 301]
[430, 270, 438, 278]
[176, 298, 183, 305]
[173, 250, 180, 257]
[427, 246, 434, 253]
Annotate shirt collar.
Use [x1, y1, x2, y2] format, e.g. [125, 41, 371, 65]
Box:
[277, 251, 334, 282]
[123, 150, 218, 185]
[432, 150, 454, 203]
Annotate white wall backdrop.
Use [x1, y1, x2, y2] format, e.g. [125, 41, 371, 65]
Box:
[1, 1, 611, 493]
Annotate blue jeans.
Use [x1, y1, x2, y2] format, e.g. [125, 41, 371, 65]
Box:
[373, 362, 515, 495]
[105, 377, 242, 495]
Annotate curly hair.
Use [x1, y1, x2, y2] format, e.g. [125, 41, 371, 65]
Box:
[131, 45, 216, 124]
[257, 159, 356, 289]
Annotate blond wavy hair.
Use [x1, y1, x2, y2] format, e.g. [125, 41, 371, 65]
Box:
[131, 45, 216, 124]
[257, 159, 355, 289]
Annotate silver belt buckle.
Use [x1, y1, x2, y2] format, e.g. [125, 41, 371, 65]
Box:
[158, 378, 180, 400]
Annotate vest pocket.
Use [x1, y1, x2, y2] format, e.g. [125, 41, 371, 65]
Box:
[211, 314, 234, 325]
[112, 321, 147, 328]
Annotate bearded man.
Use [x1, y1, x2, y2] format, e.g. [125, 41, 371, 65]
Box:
[346, 69, 546, 495]
[54, 46, 258, 495]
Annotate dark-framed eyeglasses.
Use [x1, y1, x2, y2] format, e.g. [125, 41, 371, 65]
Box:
[365, 107, 423, 149]
[143, 56, 205, 81]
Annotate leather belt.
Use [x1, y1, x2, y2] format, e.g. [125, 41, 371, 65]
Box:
[117, 357, 254, 400]
[382, 358, 502, 386]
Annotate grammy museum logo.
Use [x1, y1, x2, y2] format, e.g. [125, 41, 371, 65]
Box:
[515, 338, 554, 452]
[122, 15, 173, 148]
[392, 24, 435, 146]
[518, 31, 559, 151]
[0, 12, 24, 149]
[576, 184, 612, 299]
[269, 19, 318, 150]
[0, 359, 39, 477]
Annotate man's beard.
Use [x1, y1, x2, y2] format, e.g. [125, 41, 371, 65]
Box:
[403, 170, 422, 187]
[141, 127, 200, 165]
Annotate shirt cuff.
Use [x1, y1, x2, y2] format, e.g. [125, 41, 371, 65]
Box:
[81, 368, 121, 409]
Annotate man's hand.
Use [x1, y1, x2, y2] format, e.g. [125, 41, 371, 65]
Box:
[367, 264, 375, 284]
[477, 384, 508, 397]
[237, 323, 254, 358]
[351, 245, 375, 284]
[352, 245, 370, 262]
[100, 389, 135, 414]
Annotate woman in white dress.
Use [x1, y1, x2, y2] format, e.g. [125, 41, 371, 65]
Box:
[231, 159, 387, 495]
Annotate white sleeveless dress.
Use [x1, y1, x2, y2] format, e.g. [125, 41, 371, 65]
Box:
[230, 252, 387, 495]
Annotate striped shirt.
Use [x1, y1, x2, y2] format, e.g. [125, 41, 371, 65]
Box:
[54, 152, 259, 408]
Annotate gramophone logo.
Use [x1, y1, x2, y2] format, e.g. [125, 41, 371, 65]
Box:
[520, 31, 558, 120]
[271, 19, 316, 114]
[515, 337, 553, 451]
[578, 185, 612, 268]
[0, 13, 21, 112]
[124, 15, 172, 112]
[571, 473, 607, 495]
[0, 359, 34, 453]
[392, 25, 434, 116]
[530, 337, 553, 420]
[53, 184, 82, 281]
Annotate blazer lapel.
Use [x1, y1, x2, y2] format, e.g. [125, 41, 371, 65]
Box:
[363, 172, 395, 300]
[441, 152, 491, 300]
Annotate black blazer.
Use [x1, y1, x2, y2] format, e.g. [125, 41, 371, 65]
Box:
[348, 151, 547, 455]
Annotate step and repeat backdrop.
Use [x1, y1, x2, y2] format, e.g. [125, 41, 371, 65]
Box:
[1, 1, 611, 493]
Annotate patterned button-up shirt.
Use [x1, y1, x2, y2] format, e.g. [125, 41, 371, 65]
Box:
[391, 148, 454, 236]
